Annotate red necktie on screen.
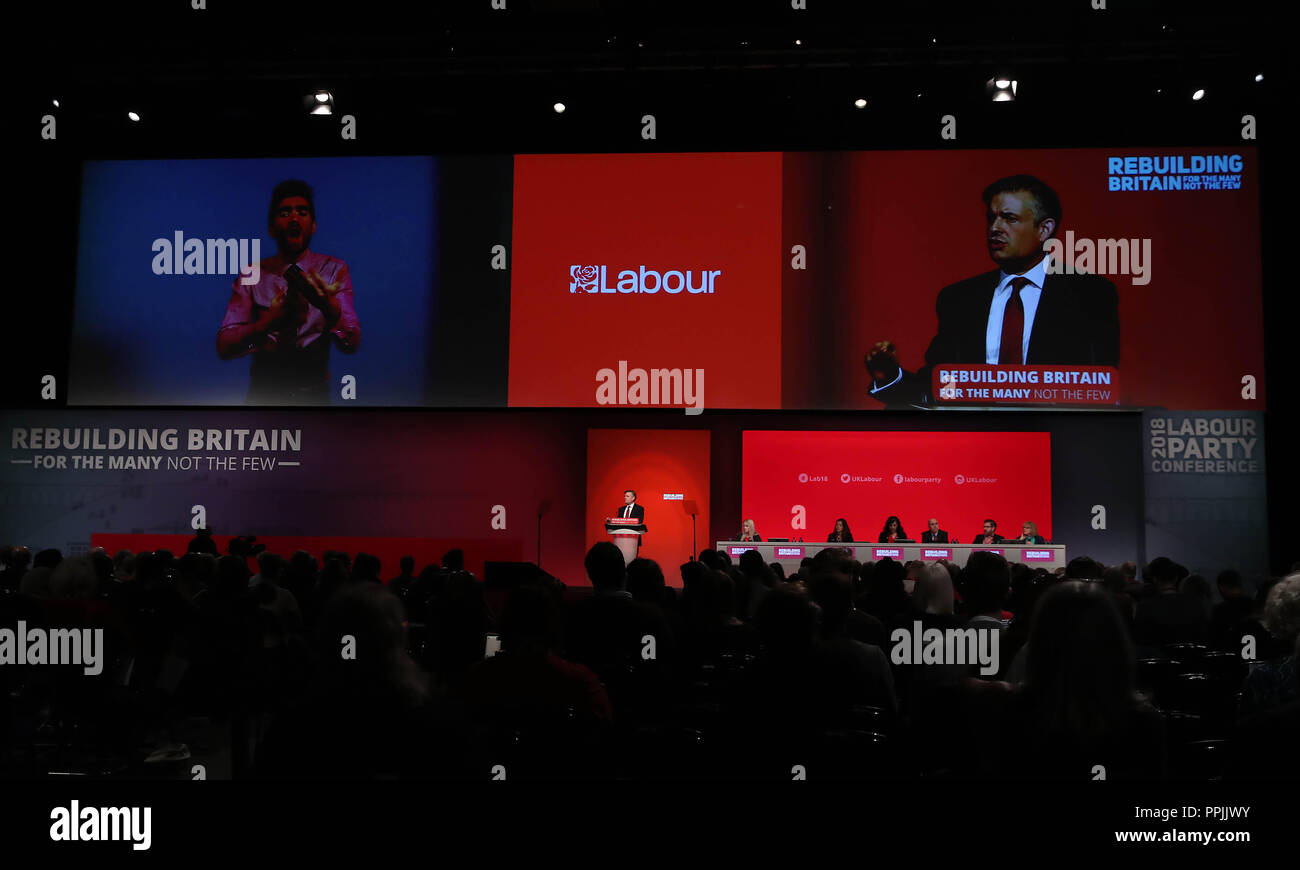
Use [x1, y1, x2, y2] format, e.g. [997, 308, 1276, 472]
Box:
[999, 277, 1030, 364]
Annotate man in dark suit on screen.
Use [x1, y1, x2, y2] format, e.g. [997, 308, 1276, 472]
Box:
[921, 518, 950, 544]
[866, 175, 1119, 407]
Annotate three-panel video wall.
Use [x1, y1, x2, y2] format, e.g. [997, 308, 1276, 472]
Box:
[64, 147, 1262, 411]
[0, 146, 1271, 582]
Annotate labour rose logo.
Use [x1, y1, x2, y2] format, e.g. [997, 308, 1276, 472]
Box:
[570, 265, 600, 293]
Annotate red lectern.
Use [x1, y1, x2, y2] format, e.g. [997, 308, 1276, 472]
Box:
[604, 517, 646, 565]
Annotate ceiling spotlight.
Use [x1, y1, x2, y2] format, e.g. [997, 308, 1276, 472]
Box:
[795, 39, 802, 45]
[304, 90, 335, 114]
[1192, 88, 1205, 100]
[127, 111, 140, 122]
[854, 98, 867, 108]
[553, 102, 566, 113]
[1255, 73, 1264, 82]
[986, 76, 1016, 102]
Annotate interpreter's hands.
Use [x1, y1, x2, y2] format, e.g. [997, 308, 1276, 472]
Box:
[865, 340, 901, 384]
[263, 289, 293, 325]
[298, 269, 343, 312]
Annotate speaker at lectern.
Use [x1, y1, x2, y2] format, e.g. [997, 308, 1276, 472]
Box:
[604, 517, 647, 565]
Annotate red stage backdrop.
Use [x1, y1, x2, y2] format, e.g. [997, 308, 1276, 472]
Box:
[742, 430, 1052, 545]
[509, 152, 783, 409]
[586, 428, 711, 585]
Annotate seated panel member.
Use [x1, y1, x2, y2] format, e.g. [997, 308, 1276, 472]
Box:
[827, 518, 854, 544]
[921, 518, 950, 544]
[877, 515, 908, 544]
[973, 519, 1005, 546]
[739, 518, 762, 543]
[1014, 521, 1047, 545]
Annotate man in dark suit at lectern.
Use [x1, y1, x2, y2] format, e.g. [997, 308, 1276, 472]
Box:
[921, 518, 950, 544]
[617, 489, 645, 551]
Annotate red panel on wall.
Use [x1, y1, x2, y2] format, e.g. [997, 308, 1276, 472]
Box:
[586, 429, 711, 586]
[742, 430, 1051, 545]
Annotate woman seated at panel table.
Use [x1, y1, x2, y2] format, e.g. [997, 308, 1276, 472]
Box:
[1014, 521, 1048, 545]
[877, 515, 909, 544]
[738, 518, 763, 543]
[827, 518, 854, 543]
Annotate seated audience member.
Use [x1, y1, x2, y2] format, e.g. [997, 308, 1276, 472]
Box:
[827, 518, 854, 544]
[1, 545, 32, 592]
[738, 518, 762, 543]
[1232, 633, 1300, 780]
[1133, 556, 1208, 648]
[351, 552, 383, 584]
[877, 516, 907, 544]
[256, 582, 471, 779]
[1014, 522, 1047, 545]
[970, 581, 1166, 779]
[1178, 573, 1215, 620]
[972, 520, 1004, 546]
[462, 583, 611, 723]
[859, 557, 910, 627]
[564, 542, 669, 685]
[806, 572, 897, 716]
[626, 556, 680, 655]
[736, 549, 778, 620]
[186, 528, 220, 555]
[1238, 573, 1300, 719]
[963, 552, 1012, 632]
[253, 552, 303, 645]
[388, 555, 417, 593]
[912, 563, 960, 621]
[1102, 565, 1136, 625]
[903, 560, 925, 596]
[679, 561, 759, 665]
[441, 548, 476, 580]
[1210, 569, 1257, 651]
[33, 548, 64, 571]
[1064, 556, 1105, 581]
[426, 568, 490, 691]
[697, 549, 723, 571]
[733, 585, 822, 738]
